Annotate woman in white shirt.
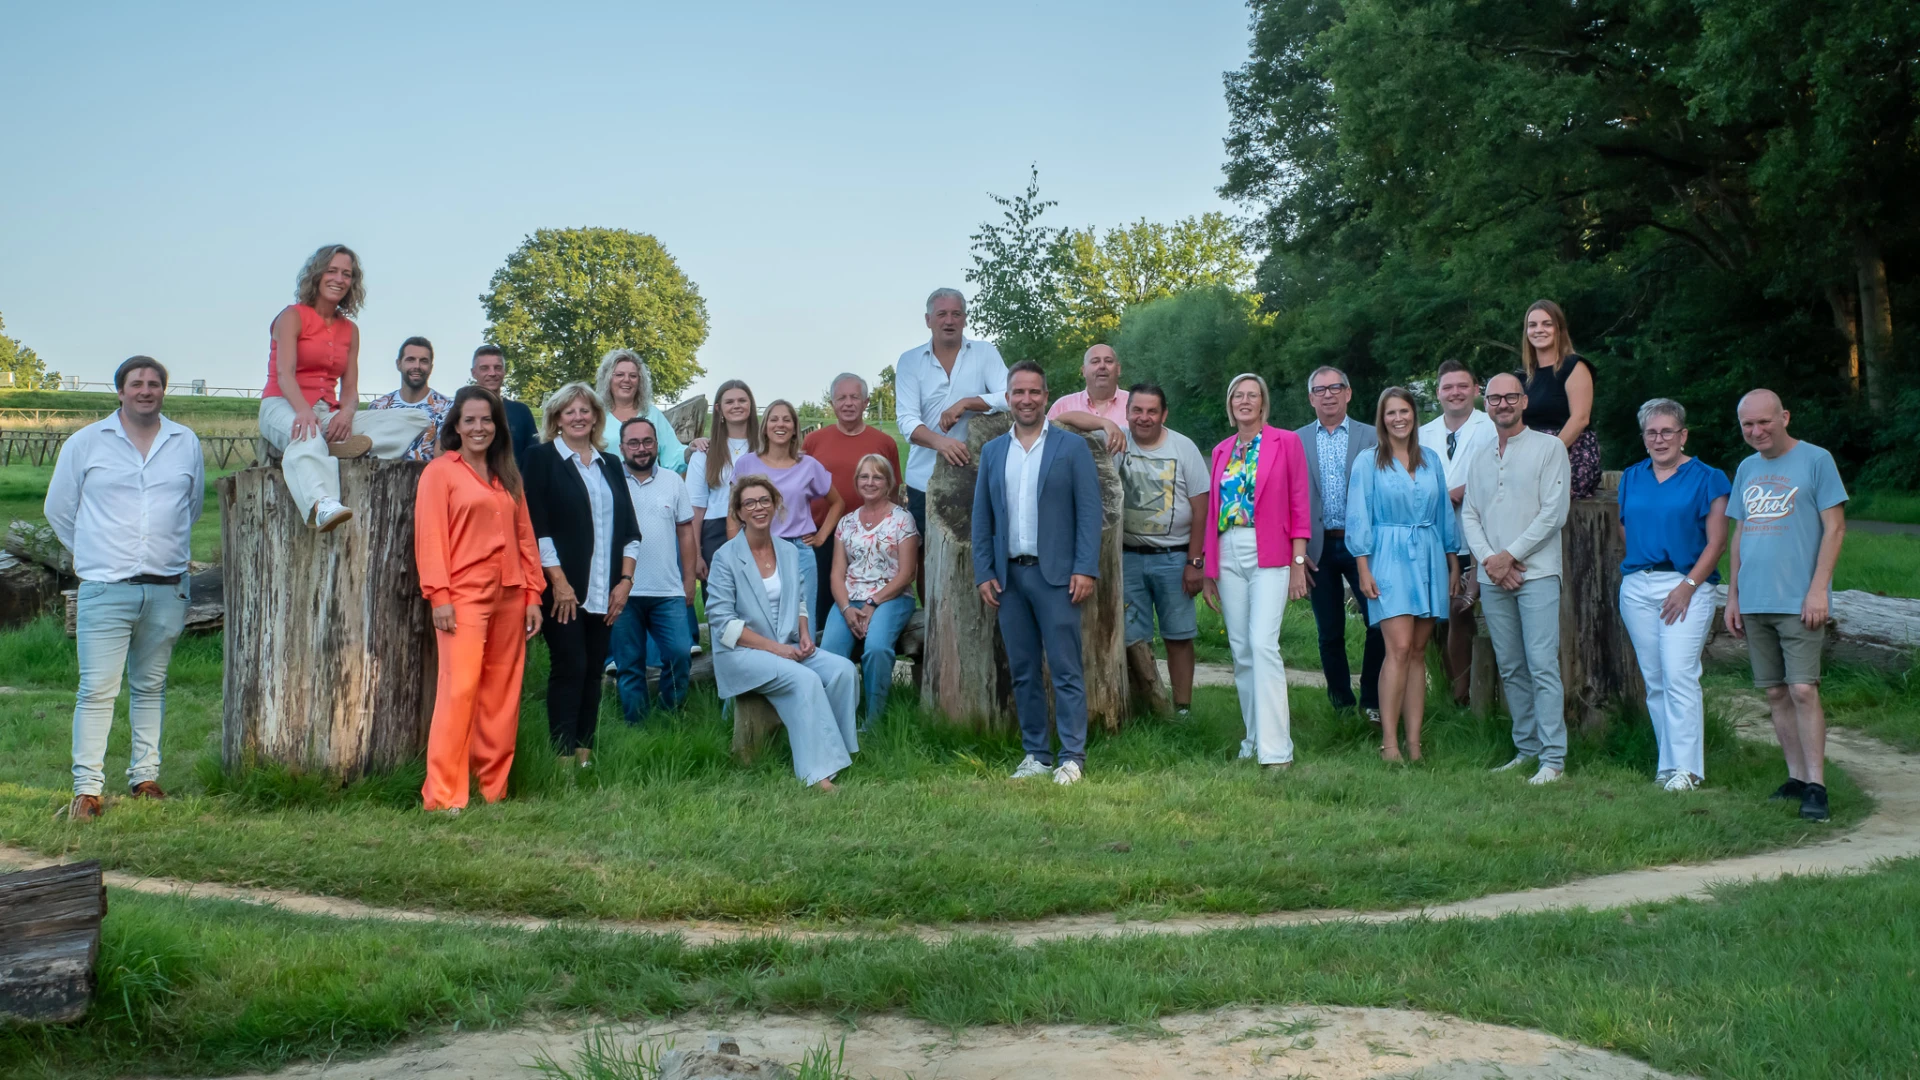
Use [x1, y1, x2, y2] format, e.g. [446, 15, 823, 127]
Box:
[686, 379, 758, 579]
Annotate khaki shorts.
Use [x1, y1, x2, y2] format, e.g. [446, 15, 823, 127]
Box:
[1745, 612, 1826, 688]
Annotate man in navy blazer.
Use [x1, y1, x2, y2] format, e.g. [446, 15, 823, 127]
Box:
[972, 361, 1103, 785]
[1296, 365, 1386, 719]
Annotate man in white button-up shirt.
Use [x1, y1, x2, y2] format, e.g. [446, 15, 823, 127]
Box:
[44, 357, 204, 822]
[1416, 359, 1495, 703]
[893, 287, 1008, 541]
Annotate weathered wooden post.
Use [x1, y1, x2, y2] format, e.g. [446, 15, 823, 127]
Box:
[218, 459, 438, 780]
[920, 413, 1129, 733]
[0, 862, 106, 1024]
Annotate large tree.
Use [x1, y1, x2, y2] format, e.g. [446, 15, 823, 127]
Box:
[0, 312, 57, 389]
[481, 228, 709, 403]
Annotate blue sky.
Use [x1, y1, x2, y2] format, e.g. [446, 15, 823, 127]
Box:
[1, 2, 1253, 405]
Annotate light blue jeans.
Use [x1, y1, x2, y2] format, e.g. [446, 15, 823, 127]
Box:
[72, 580, 189, 796]
[1479, 574, 1566, 770]
[820, 594, 916, 727]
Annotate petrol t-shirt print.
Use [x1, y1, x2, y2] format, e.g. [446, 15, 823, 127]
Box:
[1740, 475, 1798, 532]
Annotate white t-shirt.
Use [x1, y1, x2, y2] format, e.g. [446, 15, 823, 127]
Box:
[625, 466, 694, 598]
[1117, 428, 1208, 548]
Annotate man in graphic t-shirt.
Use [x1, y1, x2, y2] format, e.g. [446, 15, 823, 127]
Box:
[1116, 382, 1209, 715]
[1725, 389, 1848, 823]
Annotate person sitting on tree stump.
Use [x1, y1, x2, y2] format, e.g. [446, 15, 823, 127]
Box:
[256, 244, 437, 532]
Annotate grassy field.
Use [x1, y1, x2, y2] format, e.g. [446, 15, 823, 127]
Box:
[3, 858, 1915, 1079]
[0, 612, 1862, 926]
[1849, 488, 1920, 525]
[1707, 657, 1920, 753]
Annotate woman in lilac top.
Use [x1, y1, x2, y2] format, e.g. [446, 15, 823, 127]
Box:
[730, 399, 843, 624]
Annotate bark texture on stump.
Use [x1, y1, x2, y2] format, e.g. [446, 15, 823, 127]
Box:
[0, 861, 105, 1024]
[1126, 641, 1170, 716]
[920, 412, 1129, 733]
[1557, 483, 1644, 734]
[731, 693, 783, 765]
[662, 395, 708, 445]
[218, 460, 438, 780]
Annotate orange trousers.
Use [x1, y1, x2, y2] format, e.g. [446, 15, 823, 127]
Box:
[422, 579, 529, 811]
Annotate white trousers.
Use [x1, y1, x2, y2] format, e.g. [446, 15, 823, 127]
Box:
[1216, 527, 1293, 764]
[1619, 569, 1715, 779]
[258, 397, 430, 522]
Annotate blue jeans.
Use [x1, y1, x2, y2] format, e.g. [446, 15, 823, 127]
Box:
[1122, 548, 1199, 645]
[610, 594, 693, 724]
[72, 580, 189, 796]
[644, 602, 698, 666]
[820, 594, 916, 726]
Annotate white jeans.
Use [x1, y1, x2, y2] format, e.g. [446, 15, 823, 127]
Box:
[1619, 569, 1715, 779]
[258, 397, 430, 521]
[1216, 527, 1292, 764]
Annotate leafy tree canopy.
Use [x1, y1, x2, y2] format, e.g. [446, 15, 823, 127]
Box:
[481, 228, 709, 404]
[0, 312, 58, 390]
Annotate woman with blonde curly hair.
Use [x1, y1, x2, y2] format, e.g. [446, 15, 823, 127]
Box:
[258, 244, 436, 531]
[594, 348, 686, 474]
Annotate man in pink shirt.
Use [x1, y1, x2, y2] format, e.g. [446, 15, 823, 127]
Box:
[1047, 344, 1129, 454]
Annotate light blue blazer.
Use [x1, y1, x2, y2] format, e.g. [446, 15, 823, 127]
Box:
[706, 532, 808, 700]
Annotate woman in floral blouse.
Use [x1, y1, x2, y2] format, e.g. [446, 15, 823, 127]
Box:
[820, 454, 919, 728]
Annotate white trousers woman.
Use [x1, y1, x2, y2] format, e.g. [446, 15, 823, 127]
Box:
[258, 398, 430, 522]
[1618, 569, 1716, 781]
[1217, 527, 1293, 764]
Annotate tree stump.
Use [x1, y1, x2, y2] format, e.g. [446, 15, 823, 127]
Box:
[920, 413, 1129, 734]
[0, 862, 106, 1024]
[217, 460, 438, 781]
[731, 693, 783, 765]
[663, 395, 708, 445]
[1558, 483, 1645, 734]
[1126, 641, 1170, 716]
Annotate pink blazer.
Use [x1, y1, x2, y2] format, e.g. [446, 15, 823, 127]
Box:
[1203, 425, 1311, 577]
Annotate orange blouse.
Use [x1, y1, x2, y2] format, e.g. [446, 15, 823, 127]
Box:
[413, 454, 544, 607]
[264, 304, 352, 409]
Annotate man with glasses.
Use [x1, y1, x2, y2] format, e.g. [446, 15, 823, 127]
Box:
[1417, 360, 1494, 703]
[1296, 366, 1385, 720]
[609, 416, 697, 725]
[1462, 372, 1571, 785]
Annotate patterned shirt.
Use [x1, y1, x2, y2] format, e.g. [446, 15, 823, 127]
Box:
[368, 387, 453, 461]
[1217, 434, 1260, 530]
[1314, 417, 1351, 529]
[834, 504, 918, 604]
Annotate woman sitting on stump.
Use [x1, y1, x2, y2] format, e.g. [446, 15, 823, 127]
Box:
[821, 453, 918, 729]
[413, 387, 544, 814]
[523, 383, 640, 771]
[707, 475, 860, 791]
[257, 243, 435, 532]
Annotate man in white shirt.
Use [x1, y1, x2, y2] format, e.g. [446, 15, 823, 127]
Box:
[893, 287, 1008, 541]
[1046, 344, 1129, 454]
[1416, 359, 1495, 703]
[609, 416, 697, 725]
[367, 336, 452, 461]
[1462, 371, 1572, 785]
[45, 357, 204, 822]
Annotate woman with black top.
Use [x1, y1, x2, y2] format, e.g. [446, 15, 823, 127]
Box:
[1519, 299, 1601, 499]
[523, 382, 641, 770]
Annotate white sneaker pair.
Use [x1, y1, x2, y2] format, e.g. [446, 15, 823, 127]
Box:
[1009, 755, 1083, 785]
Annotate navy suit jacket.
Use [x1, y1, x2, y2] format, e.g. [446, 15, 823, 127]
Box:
[972, 424, 1103, 589]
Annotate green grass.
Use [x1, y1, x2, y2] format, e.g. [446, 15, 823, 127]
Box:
[1706, 658, 1920, 754]
[1848, 489, 1920, 526]
[0, 389, 263, 421]
[0, 615, 1863, 926]
[0, 466, 226, 563]
[1712, 529, 1920, 598]
[4, 860, 1917, 1079]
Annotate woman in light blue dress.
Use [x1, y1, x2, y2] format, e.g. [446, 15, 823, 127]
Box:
[1347, 387, 1460, 763]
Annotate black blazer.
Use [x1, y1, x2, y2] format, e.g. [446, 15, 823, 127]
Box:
[522, 439, 642, 611]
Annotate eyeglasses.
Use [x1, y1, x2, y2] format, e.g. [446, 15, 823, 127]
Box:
[1309, 383, 1348, 397]
[739, 497, 774, 511]
[1642, 428, 1684, 442]
[1485, 392, 1525, 406]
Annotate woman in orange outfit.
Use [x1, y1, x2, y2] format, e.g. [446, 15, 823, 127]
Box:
[414, 386, 545, 814]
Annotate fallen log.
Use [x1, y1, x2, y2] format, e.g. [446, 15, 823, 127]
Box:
[0, 861, 106, 1024]
[1706, 586, 1920, 671]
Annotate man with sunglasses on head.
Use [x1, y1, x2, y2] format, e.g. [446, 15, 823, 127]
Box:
[1418, 360, 1495, 704]
[1296, 366, 1385, 721]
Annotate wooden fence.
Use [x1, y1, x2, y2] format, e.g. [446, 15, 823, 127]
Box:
[0, 430, 259, 469]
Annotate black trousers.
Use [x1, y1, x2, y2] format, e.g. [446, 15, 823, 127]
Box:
[1308, 534, 1385, 710]
[542, 612, 613, 753]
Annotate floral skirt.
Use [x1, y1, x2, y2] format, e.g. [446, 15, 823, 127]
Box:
[1538, 427, 1601, 500]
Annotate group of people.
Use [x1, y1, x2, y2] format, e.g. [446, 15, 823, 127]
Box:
[50, 248, 1850, 827]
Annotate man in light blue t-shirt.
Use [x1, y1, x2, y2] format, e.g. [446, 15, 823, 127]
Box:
[1725, 389, 1848, 823]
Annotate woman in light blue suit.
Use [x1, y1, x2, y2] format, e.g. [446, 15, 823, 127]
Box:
[707, 474, 860, 790]
[1347, 387, 1460, 765]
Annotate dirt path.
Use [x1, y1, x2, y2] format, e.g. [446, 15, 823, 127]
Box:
[210, 1005, 1676, 1080]
[4, 687, 1913, 949]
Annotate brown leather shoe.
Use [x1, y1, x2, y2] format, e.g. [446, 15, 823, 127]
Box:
[130, 781, 166, 800]
[327, 434, 374, 459]
[67, 794, 102, 821]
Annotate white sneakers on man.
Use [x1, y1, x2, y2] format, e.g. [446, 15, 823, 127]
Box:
[1663, 772, 1700, 792]
[1052, 760, 1083, 786]
[311, 497, 353, 533]
[1010, 755, 1052, 780]
[1491, 754, 1533, 773]
[1527, 765, 1564, 785]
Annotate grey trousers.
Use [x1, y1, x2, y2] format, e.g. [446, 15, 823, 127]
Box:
[1479, 574, 1566, 769]
[998, 561, 1088, 767]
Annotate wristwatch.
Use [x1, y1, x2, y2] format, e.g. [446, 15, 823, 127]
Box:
[1683, 576, 1699, 588]
[1292, 555, 1307, 566]
[1188, 557, 1204, 569]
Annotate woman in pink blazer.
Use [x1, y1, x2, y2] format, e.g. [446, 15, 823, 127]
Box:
[1202, 372, 1312, 768]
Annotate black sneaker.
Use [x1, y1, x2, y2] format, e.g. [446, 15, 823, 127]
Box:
[1799, 783, 1830, 822]
[1768, 778, 1809, 802]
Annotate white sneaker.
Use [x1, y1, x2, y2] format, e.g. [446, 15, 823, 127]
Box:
[1664, 772, 1700, 792]
[1527, 765, 1564, 785]
[1491, 754, 1534, 773]
[690, 643, 704, 657]
[1010, 755, 1052, 780]
[311, 497, 353, 532]
[1052, 760, 1083, 786]
[1655, 769, 1677, 787]
[1237, 740, 1255, 761]
[604, 660, 618, 675]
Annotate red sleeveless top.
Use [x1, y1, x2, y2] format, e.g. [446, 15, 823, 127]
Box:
[264, 304, 352, 409]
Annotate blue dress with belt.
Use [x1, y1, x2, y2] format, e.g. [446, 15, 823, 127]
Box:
[1345, 452, 1458, 622]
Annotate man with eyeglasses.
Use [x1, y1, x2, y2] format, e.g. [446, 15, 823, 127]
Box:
[1296, 366, 1385, 720]
[1417, 360, 1495, 703]
[1462, 372, 1571, 785]
[608, 416, 697, 725]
